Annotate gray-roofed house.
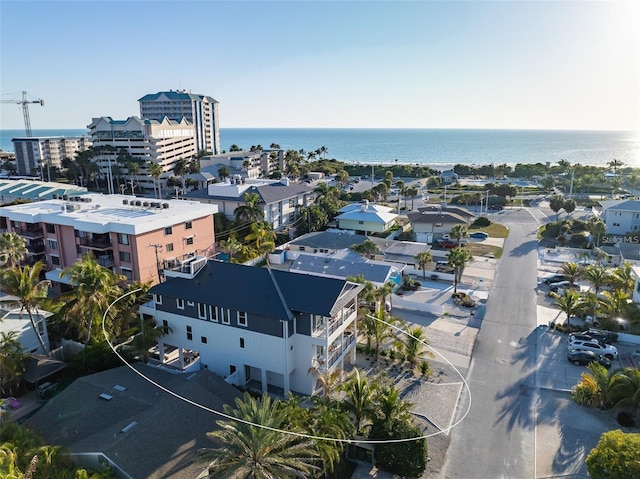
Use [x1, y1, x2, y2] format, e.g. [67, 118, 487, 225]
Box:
[26, 364, 242, 479]
[141, 259, 362, 396]
[186, 177, 315, 231]
[335, 201, 398, 234]
[288, 252, 402, 288]
[287, 230, 369, 254]
[0, 179, 88, 205]
[408, 204, 476, 244]
[599, 199, 640, 236]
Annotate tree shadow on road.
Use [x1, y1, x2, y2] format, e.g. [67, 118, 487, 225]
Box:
[510, 327, 541, 371]
[493, 371, 536, 432]
[508, 239, 538, 257]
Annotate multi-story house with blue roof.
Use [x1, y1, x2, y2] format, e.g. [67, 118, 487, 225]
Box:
[139, 89, 221, 155]
[140, 258, 363, 396]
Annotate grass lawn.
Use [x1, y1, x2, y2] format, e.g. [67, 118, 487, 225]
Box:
[469, 222, 509, 238]
[466, 243, 503, 259]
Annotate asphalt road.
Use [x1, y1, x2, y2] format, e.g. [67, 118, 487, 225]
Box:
[442, 208, 541, 478]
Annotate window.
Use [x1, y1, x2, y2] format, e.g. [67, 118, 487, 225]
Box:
[198, 303, 207, 319]
[222, 309, 231, 325]
[120, 268, 133, 280]
[299, 246, 306, 251]
[162, 320, 169, 334]
[46, 223, 55, 234]
[289, 199, 295, 208]
[119, 251, 131, 263]
[186, 237, 194, 245]
[50, 255, 60, 266]
[118, 233, 129, 245]
[185, 221, 193, 229]
[613, 223, 621, 227]
[289, 212, 295, 222]
[164, 226, 173, 235]
[237, 311, 247, 327]
[186, 325, 192, 341]
[229, 365, 237, 375]
[75, 229, 83, 238]
[177, 298, 185, 310]
[155, 294, 162, 305]
[201, 336, 207, 344]
[166, 243, 174, 252]
[358, 220, 364, 225]
[47, 239, 58, 250]
[240, 338, 245, 348]
[209, 305, 218, 322]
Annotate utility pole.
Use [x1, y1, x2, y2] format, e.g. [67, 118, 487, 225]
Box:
[149, 244, 163, 282]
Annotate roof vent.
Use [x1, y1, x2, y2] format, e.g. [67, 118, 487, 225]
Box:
[62, 195, 69, 200]
[143, 202, 150, 207]
[52, 193, 58, 199]
[113, 384, 127, 391]
[162, 203, 169, 209]
[121, 421, 138, 433]
[123, 199, 129, 205]
[99, 393, 113, 401]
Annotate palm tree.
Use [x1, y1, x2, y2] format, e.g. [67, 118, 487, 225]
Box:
[127, 160, 141, 194]
[552, 288, 584, 326]
[363, 306, 403, 359]
[234, 192, 264, 225]
[612, 262, 635, 294]
[609, 367, 640, 418]
[450, 224, 469, 246]
[561, 262, 582, 287]
[414, 250, 433, 279]
[339, 368, 379, 434]
[350, 239, 380, 259]
[608, 158, 624, 174]
[447, 247, 473, 294]
[375, 383, 413, 424]
[197, 392, 319, 479]
[307, 367, 344, 400]
[396, 325, 432, 369]
[376, 281, 395, 310]
[408, 185, 420, 210]
[0, 232, 28, 267]
[599, 289, 631, 322]
[244, 222, 276, 262]
[581, 362, 615, 409]
[61, 254, 124, 344]
[582, 265, 611, 296]
[147, 161, 164, 199]
[549, 195, 565, 221]
[172, 157, 189, 187]
[0, 331, 28, 396]
[0, 263, 50, 354]
[218, 236, 242, 263]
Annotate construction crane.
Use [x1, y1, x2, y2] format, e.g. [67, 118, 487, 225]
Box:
[1, 91, 44, 137]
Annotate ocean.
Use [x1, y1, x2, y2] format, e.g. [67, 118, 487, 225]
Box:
[1, 128, 638, 169]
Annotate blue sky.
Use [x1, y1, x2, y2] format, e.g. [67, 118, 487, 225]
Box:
[1, 1, 638, 131]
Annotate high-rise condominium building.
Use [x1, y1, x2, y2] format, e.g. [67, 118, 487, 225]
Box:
[12, 136, 92, 177]
[87, 116, 197, 193]
[138, 90, 220, 155]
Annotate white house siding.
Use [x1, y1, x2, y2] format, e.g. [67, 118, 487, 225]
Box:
[0, 310, 51, 355]
[633, 266, 640, 305]
[151, 309, 291, 392]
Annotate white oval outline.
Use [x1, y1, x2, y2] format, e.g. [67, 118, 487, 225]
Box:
[103, 289, 472, 444]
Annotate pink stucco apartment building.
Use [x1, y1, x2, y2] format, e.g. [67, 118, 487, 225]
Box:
[0, 193, 218, 292]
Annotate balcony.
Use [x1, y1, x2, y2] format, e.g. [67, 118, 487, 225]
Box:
[97, 255, 115, 267]
[16, 226, 44, 238]
[313, 331, 356, 371]
[27, 242, 45, 254]
[80, 235, 112, 250]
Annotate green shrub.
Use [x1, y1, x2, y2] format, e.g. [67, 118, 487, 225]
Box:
[369, 419, 427, 478]
[586, 430, 640, 479]
[472, 217, 491, 227]
[571, 383, 596, 407]
[420, 360, 432, 378]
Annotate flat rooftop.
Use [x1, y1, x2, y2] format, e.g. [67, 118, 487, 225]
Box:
[0, 193, 218, 235]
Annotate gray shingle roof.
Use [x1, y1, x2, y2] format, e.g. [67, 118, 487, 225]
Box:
[26, 364, 241, 479]
[150, 260, 359, 319]
[289, 231, 369, 250]
[289, 254, 396, 285]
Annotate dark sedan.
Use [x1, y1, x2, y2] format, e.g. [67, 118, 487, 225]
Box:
[567, 349, 611, 369]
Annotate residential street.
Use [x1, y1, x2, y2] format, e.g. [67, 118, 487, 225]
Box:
[442, 208, 540, 478]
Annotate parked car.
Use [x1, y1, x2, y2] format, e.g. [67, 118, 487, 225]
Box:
[542, 274, 570, 285]
[567, 349, 611, 369]
[585, 329, 616, 344]
[435, 261, 455, 273]
[437, 240, 462, 249]
[568, 333, 604, 345]
[567, 340, 618, 359]
[489, 204, 504, 211]
[549, 281, 580, 293]
[470, 231, 489, 239]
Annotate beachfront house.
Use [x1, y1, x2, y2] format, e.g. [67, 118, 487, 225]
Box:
[140, 259, 363, 396]
[0, 293, 52, 355]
